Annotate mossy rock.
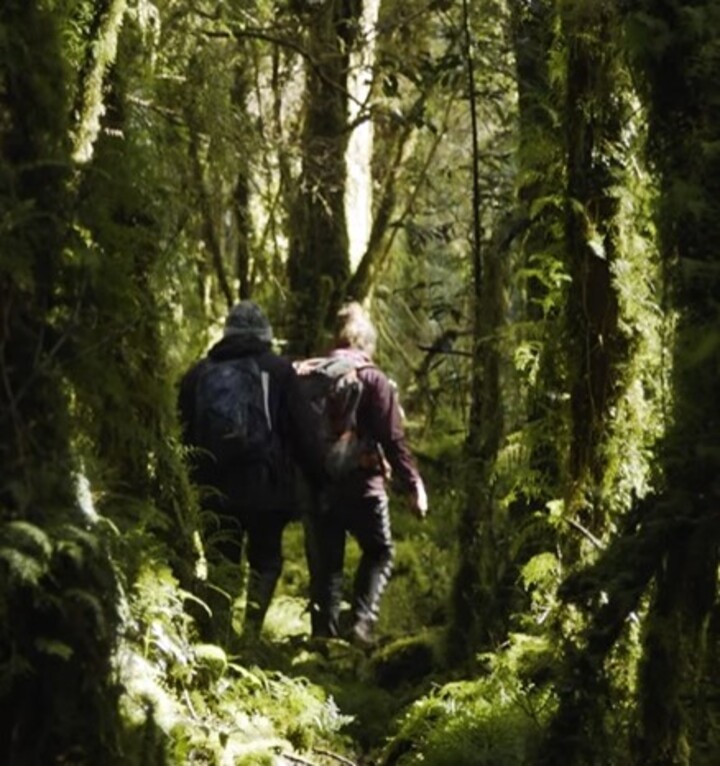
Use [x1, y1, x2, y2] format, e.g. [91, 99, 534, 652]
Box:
[193, 642, 228, 680]
[370, 631, 442, 690]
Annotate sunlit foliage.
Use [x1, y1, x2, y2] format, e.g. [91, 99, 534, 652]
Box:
[2, 0, 720, 765]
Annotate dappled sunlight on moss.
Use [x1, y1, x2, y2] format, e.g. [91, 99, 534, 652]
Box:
[380, 637, 558, 766]
[114, 558, 355, 764]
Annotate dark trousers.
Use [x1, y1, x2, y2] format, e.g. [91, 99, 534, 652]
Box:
[202, 502, 292, 642]
[210, 506, 288, 574]
[304, 494, 394, 637]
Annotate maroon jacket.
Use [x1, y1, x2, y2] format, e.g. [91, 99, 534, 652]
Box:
[328, 347, 424, 500]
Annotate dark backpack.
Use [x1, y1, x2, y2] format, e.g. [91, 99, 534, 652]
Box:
[193, 356, 273, 466]
[295, 356, 383, 479]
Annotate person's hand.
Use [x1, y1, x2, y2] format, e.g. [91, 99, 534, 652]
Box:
[410, 480, 428, 520]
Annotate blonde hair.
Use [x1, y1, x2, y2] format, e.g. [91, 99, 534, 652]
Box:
[334, 302, 377, 356]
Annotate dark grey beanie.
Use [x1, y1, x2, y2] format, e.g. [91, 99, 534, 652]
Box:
[224, 301, 273, 342]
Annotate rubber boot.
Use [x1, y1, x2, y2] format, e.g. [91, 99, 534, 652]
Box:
[309, 565, 345, 640]
[309, 600, 341, 639]
[242, 568, 279, 641]
[350, 554, 392, 636]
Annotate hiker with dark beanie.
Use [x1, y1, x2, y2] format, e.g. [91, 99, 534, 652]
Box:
[301, 302, 428, 648]
[179, 301, 325, 644]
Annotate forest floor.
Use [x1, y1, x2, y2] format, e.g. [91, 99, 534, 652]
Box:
[227, 518, 454, 765]
[232, 623, 446, 765]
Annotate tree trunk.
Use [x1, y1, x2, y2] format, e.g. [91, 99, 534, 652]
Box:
[74, 24, 201, 582]
[447, 0, 508, 663]
[624, 2, 720, 762]
[542, 2, 720, 762]
[287, 0, 358, 354]
[187, 107, 234, 310]
[563, 2, 628, 534]
[0, 4, 121, 763]
[507, 0, 565, 594]
[232, 59, 253, 300]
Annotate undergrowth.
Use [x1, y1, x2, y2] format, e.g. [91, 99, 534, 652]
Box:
[1, 444, 565, 766]
[110, 460, 459, 766]
[379, 634, 559, 766]
[116, 558, 356, 766]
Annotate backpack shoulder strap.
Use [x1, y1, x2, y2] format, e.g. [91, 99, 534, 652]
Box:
[295, 355, 374, 377]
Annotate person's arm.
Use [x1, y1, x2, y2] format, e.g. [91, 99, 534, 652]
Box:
[364, 369, 428, 518]
[177, 361, 218, 486]
[177, 363, 200, 445]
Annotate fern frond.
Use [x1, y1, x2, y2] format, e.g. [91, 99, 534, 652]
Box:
[3, 520, 53, 560]
[65, 587, 109, 638]
[0, 547, 47, 586]
[34, 638, 74, 661]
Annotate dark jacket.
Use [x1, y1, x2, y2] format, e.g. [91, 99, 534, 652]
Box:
[327, 347, 423, 501]
[179, 334, 325, 514]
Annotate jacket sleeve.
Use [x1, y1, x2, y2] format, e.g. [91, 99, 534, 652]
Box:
[177, 363, 200, 445]
[362, 367, 424, 494]
[177, 360, 221, 488]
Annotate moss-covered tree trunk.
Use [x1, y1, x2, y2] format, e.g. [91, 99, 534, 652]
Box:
[448, 233, 508, 662]
[540, 2, 720, 763]
[0, 3, 75, 515]
[287, 0, 357, 354]
[507, 0, 566, 590]
[72, 15, 201, 584]
[232, 52, 253, 301]
[562, 2, 629, 537]
[0, 3, 122, 763]
[446, 0, 508, 663]
[625, 2, 720, 762]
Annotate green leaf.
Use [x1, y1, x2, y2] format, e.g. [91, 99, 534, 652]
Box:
[588, 234, 606, 259]
[521, 552, 560, 589]
[35, 638, 74, 661]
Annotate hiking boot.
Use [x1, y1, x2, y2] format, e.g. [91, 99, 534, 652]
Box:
[242, 568, 278, 641]
[310, 603, 341, 640]
[348, 617, 376, 649]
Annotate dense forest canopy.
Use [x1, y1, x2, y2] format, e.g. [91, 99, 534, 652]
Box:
[1, 1, 719, 765]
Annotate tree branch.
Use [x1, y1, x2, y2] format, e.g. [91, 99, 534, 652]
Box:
[312, 748, 358, 766]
